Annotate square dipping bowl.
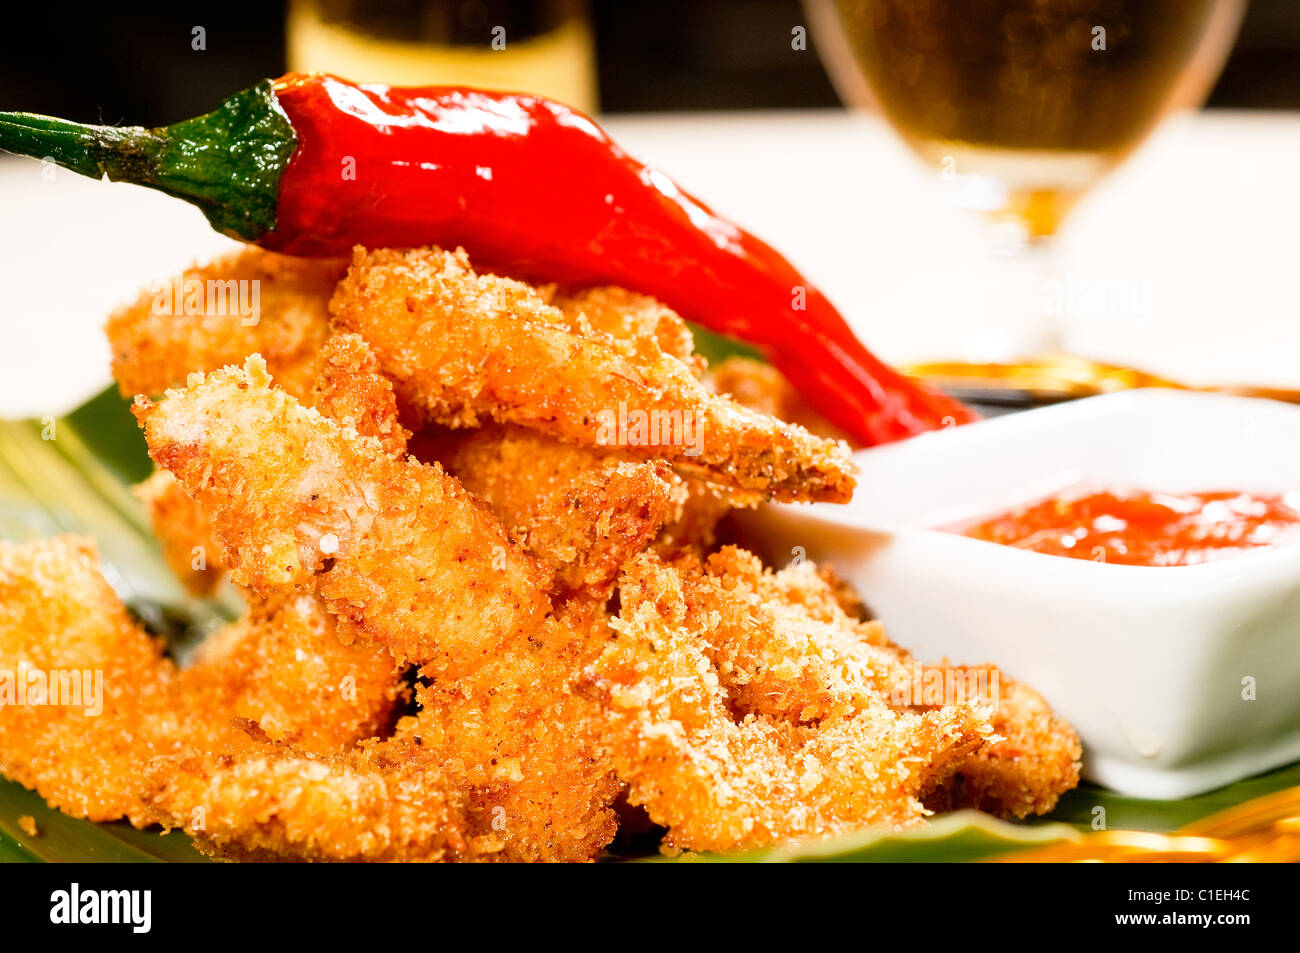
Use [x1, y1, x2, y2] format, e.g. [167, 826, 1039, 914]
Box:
[744, 389, 1300, 799]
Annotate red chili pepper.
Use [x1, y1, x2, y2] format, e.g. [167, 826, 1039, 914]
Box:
[0, 73, 975, 444]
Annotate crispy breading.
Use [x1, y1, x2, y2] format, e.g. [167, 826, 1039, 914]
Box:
[136, 360, 621, 860]
[589, 550, 994, 854]
[312, 331, 411, 456]
[793, 558, 1083, 819]
[136, 356, 551, 676]
[182, 593, 406, 752]
[133, 332, 409, 595]
[106, 247, 344, 402]
[551, 286, 701, 368]
[330, 246, 856, 503]
[135, 468, 223, 595]
[705, 356, 848, 443]
[920, 668, 1083, 820]
[0, 536, 188, 825]
[146, 738, 472, 862]
[145, 605, 620, 864]
[719, 550, 1081, 818]
[432, 424, 677, 594]
[0, 537, 402, 827]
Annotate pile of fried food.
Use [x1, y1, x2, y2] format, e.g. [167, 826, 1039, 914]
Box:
[0, 246, 1081, 861]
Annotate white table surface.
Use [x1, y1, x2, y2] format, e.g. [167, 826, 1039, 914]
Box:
[1, 108, 1297, 418]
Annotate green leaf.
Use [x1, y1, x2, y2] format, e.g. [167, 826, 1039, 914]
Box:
[0, 385, 1296, 862]
[688, 322, 765, 366]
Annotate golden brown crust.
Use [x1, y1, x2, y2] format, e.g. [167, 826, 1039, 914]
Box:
[106, 248, 345, 402]
[705, 356, 849, 443]
[135, 356, 551, 676]
[137, 362, 621, 861]
[330, 246, 856, 503]
[589, 550, 994, 854]
[0, 537, 403, 827]
[135, 469, 224, 596]
[433, 424, 676, 595]
[312, 332, 411, 456]
[551, 286, 701, 368]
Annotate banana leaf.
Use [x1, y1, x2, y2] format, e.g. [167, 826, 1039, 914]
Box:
[0, 384, 1296, 863]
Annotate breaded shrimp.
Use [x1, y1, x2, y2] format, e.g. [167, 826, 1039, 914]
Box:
[705, 356, 849, 443]
[144, 604, 620, 863]
[589, 550, 994, 854]
[0, 537, 402, 826]
[145, 737, 473, 862]
[431, 424, 677, 594]
[180, 592, 406, 752]
[106, 248, 344, 402]
[919, 669, 1082, 820]
[330, 246, 856, 503]
[135, 468, 223, 595]
[135, 356, 551, 675]
[136, 360, 622, 860]
[0, 536, 188, 825]
[550, 286, 701, 368]
[777, 557, 1083, 819]
[312, 331, 411, 456]
[133, 332, 409, 594]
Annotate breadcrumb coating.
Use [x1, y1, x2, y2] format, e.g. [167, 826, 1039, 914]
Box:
[551, 286, 701, 368]
[589, 550, 995, 854]
[330, 246, 856, 503]
[133, 332, 410, 594]
[432, 424, 677, 595]
[312, 332, 411, 456]
[137, 362, 622, 860]
[919, 668, 1082, 820]
[106, 248, 344, 402]
[705, 356, 849, 443]
[145, 738, 470, 862]
[0, 537, 402, 827]
[135, 469, 223, 596]
[181, 593, 406, 752]
[136, 356, 552, 676]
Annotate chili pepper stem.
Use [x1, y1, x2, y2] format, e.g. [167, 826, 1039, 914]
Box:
[0, 80, 296, 241]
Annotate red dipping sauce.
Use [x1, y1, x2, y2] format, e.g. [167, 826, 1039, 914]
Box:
[946, 488, 1300, 566]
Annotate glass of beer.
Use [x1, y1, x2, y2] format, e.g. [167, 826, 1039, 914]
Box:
[807, 0, 1246, 360]
[287, 0, 597, 113]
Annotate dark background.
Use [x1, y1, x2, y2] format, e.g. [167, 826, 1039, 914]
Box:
[0, 1, 1296, 123]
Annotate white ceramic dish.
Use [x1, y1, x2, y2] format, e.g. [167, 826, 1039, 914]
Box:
[744, 389, 1300, 799]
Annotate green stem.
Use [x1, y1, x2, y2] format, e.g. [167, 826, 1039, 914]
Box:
[0, 80, 296, 241]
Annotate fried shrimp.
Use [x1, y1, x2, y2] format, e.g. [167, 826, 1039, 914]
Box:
[136, 359, 622, 860]
[106, 248, 344, 402]
[919, 668, 1082, 819]
[145, 737, 472, 862]
[133, 332, 409, 594]
[135, 468, 224, 595]
[0, 537, 401, 826]
[312, 331, 411, 456]
[136, 356, 551, 674]
[330, 246, 856, 503]
[550, 286, 701, 367]
[0, 536, 187, 825]
[180, 593, 406, 752]
[430, 424, 678, 594]
[144, 603, 620, 863]
[705, 356, 848, 443]
[589, 550, 994, 854]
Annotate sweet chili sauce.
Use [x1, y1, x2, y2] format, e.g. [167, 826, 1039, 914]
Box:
[946, 488, 1300, 566]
